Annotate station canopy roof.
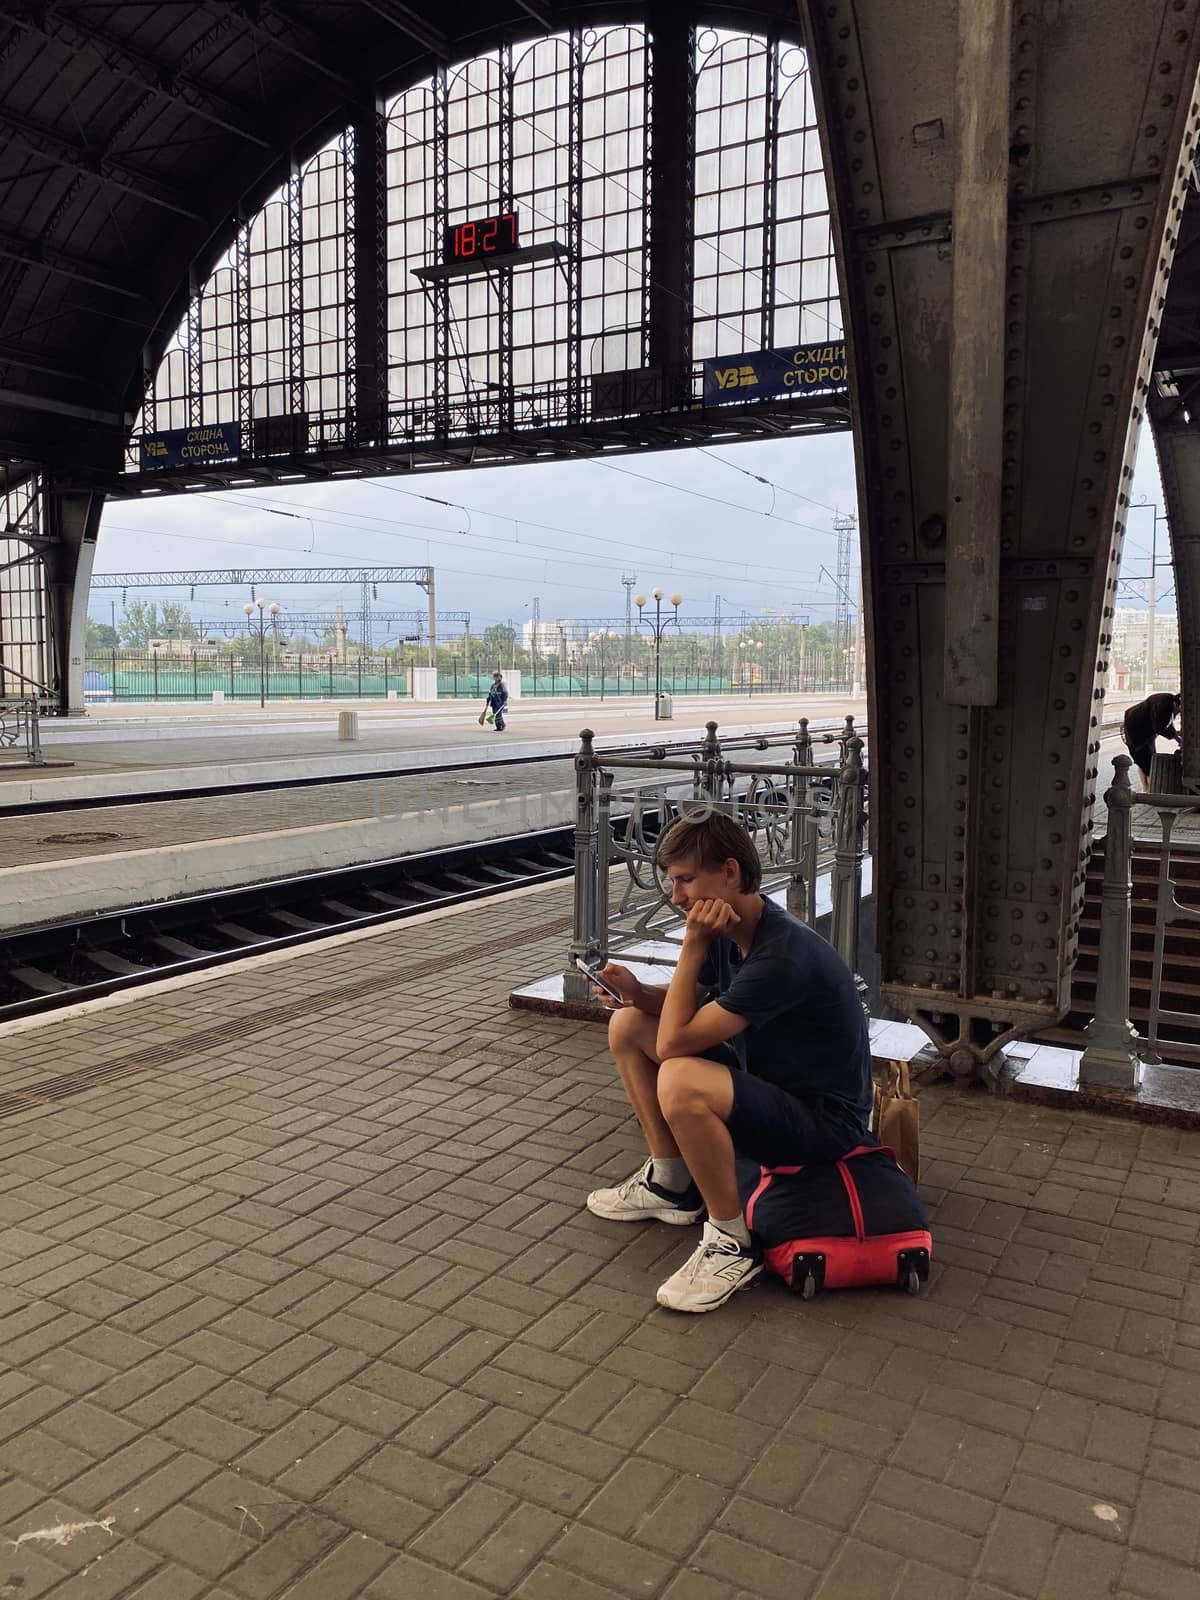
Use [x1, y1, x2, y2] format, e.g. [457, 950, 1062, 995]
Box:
[0, 0, 798, 495]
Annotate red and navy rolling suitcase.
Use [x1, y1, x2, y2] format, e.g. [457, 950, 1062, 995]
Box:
[738, 1143, 933, 1298]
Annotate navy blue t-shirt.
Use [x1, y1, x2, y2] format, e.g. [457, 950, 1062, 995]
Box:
[699, 896, 872, 1126]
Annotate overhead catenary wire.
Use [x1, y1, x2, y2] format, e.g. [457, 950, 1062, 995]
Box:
[101, 515, 843, 615]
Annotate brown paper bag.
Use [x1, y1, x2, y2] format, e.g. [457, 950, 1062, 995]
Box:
[873, 1059, 920, 1184]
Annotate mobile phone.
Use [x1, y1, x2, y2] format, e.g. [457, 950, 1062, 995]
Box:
[573, 956, 624, 1002]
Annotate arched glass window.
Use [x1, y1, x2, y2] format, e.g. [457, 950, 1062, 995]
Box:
[133, 25, 838, 462]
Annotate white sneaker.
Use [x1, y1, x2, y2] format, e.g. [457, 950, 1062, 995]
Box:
[656, 1222, 764, 1313]
[586, 1160, 704, 1225]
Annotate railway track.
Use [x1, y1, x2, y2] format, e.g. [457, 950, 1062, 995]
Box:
[0, 826, 578, 1024]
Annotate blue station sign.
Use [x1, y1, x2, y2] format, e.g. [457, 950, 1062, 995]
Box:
[138, 422, 240, 470]
[703, 342, 849, 403]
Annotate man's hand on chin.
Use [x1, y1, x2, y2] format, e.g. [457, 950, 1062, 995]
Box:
[683, 897, 741, 946]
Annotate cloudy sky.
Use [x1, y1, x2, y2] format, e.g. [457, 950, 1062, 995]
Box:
[94, 421, 1173, 641]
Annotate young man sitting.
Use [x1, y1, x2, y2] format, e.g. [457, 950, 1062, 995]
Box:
[586, 810, 872, 1313]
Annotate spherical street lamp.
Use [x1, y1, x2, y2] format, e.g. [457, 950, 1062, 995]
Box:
[636, 587, 682, 720]
[244, 598, 280, 708]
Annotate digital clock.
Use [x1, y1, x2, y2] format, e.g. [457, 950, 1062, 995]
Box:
[443, 212, 520, 265]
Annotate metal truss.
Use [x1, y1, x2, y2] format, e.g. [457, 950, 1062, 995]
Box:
[800, 0, 1200, 1081]
[125, 21, 841, 489]
[91, 567, 436, 588]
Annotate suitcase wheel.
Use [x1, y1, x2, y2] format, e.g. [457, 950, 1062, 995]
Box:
[898, 1248, 931, 1295]
[789, 1253, 826, 1298]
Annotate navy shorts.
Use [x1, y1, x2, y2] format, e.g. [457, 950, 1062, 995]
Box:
[702, 1046, 864, 1167]
[1128, 740, 1154, 777]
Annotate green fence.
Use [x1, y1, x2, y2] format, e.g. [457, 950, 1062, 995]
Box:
[84, 654, 408, 702]
[84, 653, 850, 703]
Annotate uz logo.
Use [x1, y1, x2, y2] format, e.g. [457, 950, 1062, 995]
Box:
[715, 365, 759, 390]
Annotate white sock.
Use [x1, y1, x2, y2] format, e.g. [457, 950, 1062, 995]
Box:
[650, 1156, 691, 1193]
[710, 1214, 751, 1249]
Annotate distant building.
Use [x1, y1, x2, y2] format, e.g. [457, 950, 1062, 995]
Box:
[148, 637, 222, 658]
[521, 619, 583, 661]
[1110, 608, 1178, 683]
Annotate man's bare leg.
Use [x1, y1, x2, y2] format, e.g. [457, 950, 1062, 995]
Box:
[656, 1057, 739, 1220]
[607, 1007, 680, 1158]
[586, 1010, 704, 1224]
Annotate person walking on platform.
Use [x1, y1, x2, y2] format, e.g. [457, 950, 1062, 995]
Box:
[583, 811, 872, 1314]
[1122, 690, 1181, 789]
[479, 670, 508, 732]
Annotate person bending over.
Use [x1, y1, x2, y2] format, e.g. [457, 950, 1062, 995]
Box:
[586, 810, 872, 1313]
[1122, 690, 1181, 790]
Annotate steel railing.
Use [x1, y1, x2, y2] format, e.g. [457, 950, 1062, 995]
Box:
[1082, 752, 1200, 1082]
[0, 696, 44, 767]
[563, 716, 868, 1001]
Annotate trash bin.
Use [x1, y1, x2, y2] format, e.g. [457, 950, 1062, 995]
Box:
[657, 694, 673, 720]
[337, 710, 359, 741]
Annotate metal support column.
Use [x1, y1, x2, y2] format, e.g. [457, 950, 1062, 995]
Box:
[565, 728, 600, 999]
[830, 735, 867, 974]
[42, 483, 102, 715]
[645, 3, 694, 387]
[944, 0, 1011, 708]
[425, 566, 436, 669]
[801, 0, 1200, 1078]
[351, 98, 389, 448]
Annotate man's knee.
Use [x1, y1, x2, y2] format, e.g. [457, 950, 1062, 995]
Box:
[608, 1006, 657, 1058]
[657, 1056, 721, 1121]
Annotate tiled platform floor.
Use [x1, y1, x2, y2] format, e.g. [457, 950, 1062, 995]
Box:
[1, 880, 1198, 1600]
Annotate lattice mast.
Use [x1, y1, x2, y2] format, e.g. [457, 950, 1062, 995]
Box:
[833, 511, 857, 691]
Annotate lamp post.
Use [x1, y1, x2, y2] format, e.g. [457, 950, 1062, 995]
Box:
[635, 587, 682, 720]
[243, 599, 280, 708]
[742, 636, 761, 693]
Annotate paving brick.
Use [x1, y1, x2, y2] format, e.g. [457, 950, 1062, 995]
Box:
[1121, 1549, 1200, 1600]
[1004, 1472, 1130, 1544]
[660, 1576, 738, 1600]
[692, 1529, 819, 1600]
[1015, 1440, 1140, 1505]
[138, 1501, 250, 1580]
[588, 1387, 676, 1457]
[717, 1494, 841, 1569]
[540, 1521, 673, 1597]
[101, 1451, 218, 1533]
[460, 1502, 566, 1591]
[976, 1508, 1059, 1598]
[236, 1410, 340, 1483]
[42, 1538, 161, 1600]
[218, 1507, 345, 1599]
[513, 1563, 645, 1600]
[812, 1538, 907, 1600]
[121, 1568, 211, 1600]
[924, 1383, 1035, 1439]
[624, 1472, 722, 1557]
[862, 1503, 983, 1577]
[1041, 1529, 1126, 1600]
[637, 1423, 752, 1488]
[485, 1448, 596, 1514]
[265, 1532, 393, 1599]
[368, 1550, 507, 1600]
[872, 1464, 995, 1536]
[797, 1450, 881, 1529]
[891, 1560, 973, 1600]
[273, 1423, 377, 1499]
[1129, 1479, 1200, 1565]
[66, 1433, 176, 1503]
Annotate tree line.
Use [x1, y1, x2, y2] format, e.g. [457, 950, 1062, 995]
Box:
[86, 606, 853, 684]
